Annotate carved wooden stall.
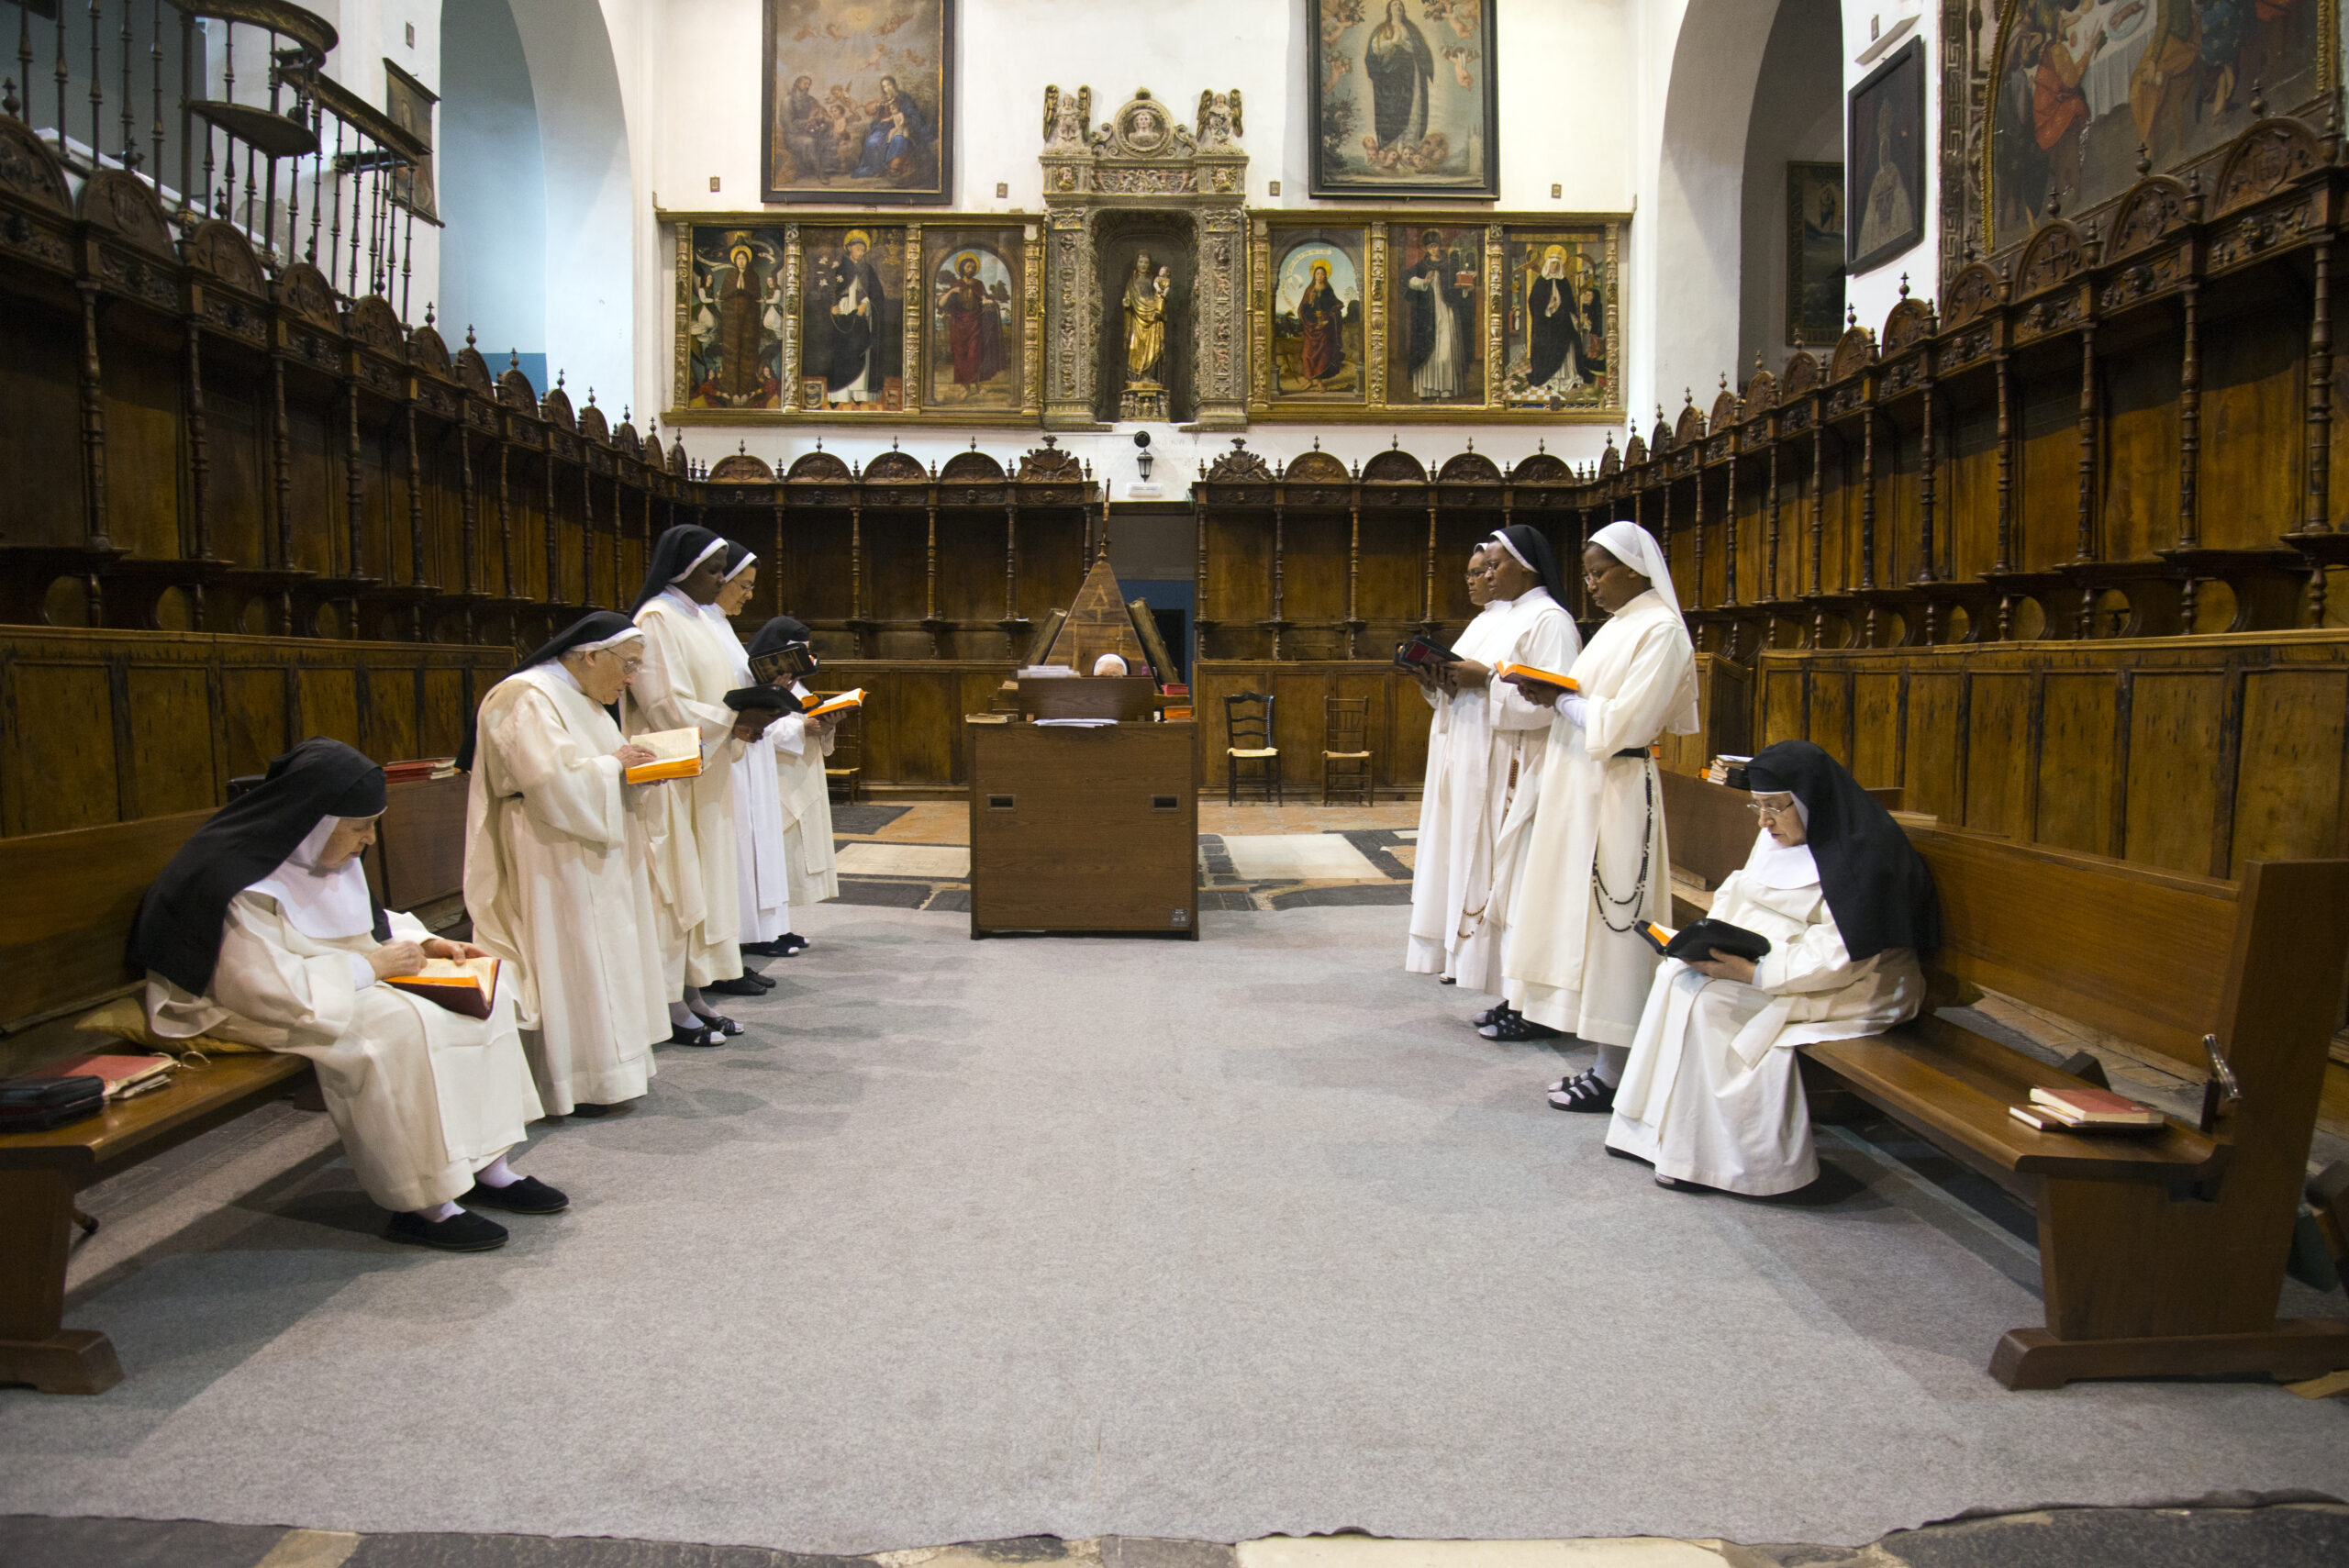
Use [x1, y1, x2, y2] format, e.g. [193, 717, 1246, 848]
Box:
[1189, 437, 1598, 795]
[689, 439, 1102, 793]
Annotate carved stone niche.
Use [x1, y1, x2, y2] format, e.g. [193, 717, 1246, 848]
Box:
[1041, 85, 1248, 432]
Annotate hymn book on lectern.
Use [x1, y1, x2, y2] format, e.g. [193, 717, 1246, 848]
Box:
[1636, 918, 1773, 964]
[625, 728, 704, 784]
[384, 957, 502, 1019]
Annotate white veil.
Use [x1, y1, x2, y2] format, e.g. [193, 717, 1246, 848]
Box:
[1587, 519, 1685, 628]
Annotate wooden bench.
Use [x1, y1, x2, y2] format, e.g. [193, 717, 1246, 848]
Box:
[1658, 770, 2349, 1389]
[0, 771, 467, 1395]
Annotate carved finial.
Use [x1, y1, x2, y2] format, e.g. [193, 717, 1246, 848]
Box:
[738, 439, 746, 454]
[1, 80, 17, 118]
[1755, 350, 1766, 376]
[508, 349, 519, 371]
[1898, 273, 1909, 301]
[1351, 459, 1362, 480]
[1390, 433, 1399, 449]
[1312, 434, 1320, 450]
[585, 387, 596, 406]
[1046, 432, 1062, 449]
[1464, 435, 1474, 450]
[814, 436, 822, 450]
[892, 436, 900, 451]
[2133, 142, 2153, 177]
[2249, 79, 2266, 118]
[2046, 185, 2062, 218]
[970, 435, 978, 450]
[1540, 437, 1549, 453]
[623, 405, 630, 423]
[556, 369, 565, 389]
[465, 324, 476, 349]
[650, 415, 658, 436]
[1720, 373, 1730, 394]
[1601, 431, 1612, 450]
[424, 302, 436, 328]
[1845, 304, 1857, 328]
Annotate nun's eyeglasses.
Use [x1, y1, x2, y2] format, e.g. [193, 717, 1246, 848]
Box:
[1746, 798, 1798, 818]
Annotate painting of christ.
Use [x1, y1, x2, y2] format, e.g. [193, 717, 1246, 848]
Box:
[923, 227, 1025, 410]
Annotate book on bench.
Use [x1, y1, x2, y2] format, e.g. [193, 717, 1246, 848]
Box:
[26, 1051, 177, 1100]
[624, 728, 704, 784]
[384, 957, 501, 1020]
[1635, 917, 1773, 963]
[1393, 635, 1460, 673]
[2009, 1084, 2165, 1136]
[1494, 661, 1580, 694]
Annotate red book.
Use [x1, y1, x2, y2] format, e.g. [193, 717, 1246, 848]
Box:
[2028, 1084, 2163, 1126]
[27, 1052, 177, 1099]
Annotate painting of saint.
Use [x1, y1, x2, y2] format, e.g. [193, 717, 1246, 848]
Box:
[1308, 0, 1498, 198]
[1389, 223, 1482, 405]
[1271, 233, 1365, 401]
[1785, 162, 1843, 346]
[1502, 228, 1614, 411]
[1848, 39, 1924, 273]
[1986, 0, 2325, 252]
[685, 227, 785, 410]
[762, 0, 952, 205]
[924, 228, 1023, 409]
[801, 227, 905, 411]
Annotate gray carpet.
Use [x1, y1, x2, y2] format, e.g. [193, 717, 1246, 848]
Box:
[1, 905, 2343, 1553]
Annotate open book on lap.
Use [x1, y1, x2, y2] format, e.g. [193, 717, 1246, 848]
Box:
[1636, 917, 1773, 964]
[384, 957, 501, 1020]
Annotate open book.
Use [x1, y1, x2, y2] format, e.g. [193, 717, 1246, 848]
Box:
[1393, 635, 1460, 673]
[803, 688, 866, 720]
[1494, 661, 1580, 694]
[625, 728, 704, 784]
[1635, 917, 1772, 964]
[384, 956, 501, 1020]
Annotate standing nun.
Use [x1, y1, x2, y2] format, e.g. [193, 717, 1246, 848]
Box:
[746, 615, 841, 945]
[701, 543, 786, 993]
[462, 611, 672, 1117]
[623, 526, 763, 1042]
[1493, 519, 1698, 1110]
[1607, 740, 1938, 1193]
[1407, 527, 1580, 993]
[134, 739, 557, 1251]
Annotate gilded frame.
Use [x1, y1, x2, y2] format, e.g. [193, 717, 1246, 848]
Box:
[1306, 0, 1501, 200]
[663, 211, 1045, 426]
[1247, 210, 1624, 423]
[759, 0, 954, 206]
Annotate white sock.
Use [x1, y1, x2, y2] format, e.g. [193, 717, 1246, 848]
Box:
[416, 1201, 462, 1222]
[474, 1154, 518, 1189]
[668, 1000, 698, 1029]
[1590, 1045, 1631, 1087]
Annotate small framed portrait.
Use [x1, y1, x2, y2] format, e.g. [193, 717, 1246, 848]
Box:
[1267, 228, 1369, 405]
[1847, 38, 1924, 274]
[1786, 161, 1843, 347]
[799, 226, 907, 413]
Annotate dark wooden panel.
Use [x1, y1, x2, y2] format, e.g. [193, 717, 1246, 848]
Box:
[97, 317, 184, 563]
[0, 661, 118, 835]
[219, 665, 288, 780]
[2034, 673, 2116, 854]
[2197, 301, 2307, 552]
[970, 721, 1197, 935]
[0, 808, 212, 1031]
[0, 306, 84, 553]
[2124, 670, 2225, 874]
[1963, 672, 2030, 838]
[2232, 668, 2349, 873]
[295, 665, 361, 748]
[122, 665, 217, 819]
[1902, 672, 1963, 823]
[1850, 672, 1901, 789]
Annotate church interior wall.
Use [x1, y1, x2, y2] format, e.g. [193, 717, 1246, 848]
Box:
[1736, 0, 1842, 377]
[440, 0, 548, 391]
[1837, 0, 1934, 333]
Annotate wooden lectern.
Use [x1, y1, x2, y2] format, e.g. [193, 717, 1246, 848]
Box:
[968, 718, 1199, 939]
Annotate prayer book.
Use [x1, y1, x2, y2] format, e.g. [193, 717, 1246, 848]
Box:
[1704, 754, 1753, 787]
[384, 957, 501, 1020]
[27, 1051, 177, 1100]
[803, 689, 866, 720]
[625, 728, 704, 784]
[1393, 635, 1460, 673]
[383, 757, 455, 783]
[1635, 917, 1773, 964]
[750, 640, 817, 686]
[1494, 661, 1580, 693]
[2025, 1084, 2164, 1129]
[2009, 1103, 2165, 1137]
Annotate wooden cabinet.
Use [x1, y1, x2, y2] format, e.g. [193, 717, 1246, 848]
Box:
[968, 721, 1198, 939]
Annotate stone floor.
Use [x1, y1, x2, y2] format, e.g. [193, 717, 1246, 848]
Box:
[6, 1508, 2347, 1567]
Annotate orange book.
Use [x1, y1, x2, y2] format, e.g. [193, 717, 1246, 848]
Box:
[803, 688, 866, 720]
[624, 728, 704, 784]
[384, 957, 501, 1020]
[1494, 661, 1579, 694]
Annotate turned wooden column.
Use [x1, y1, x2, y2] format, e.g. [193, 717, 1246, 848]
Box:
[1994, 342, 2016, 638]
[2306, 238, 2334, 623]
[849, 501, 866, 657]
[1272, 501, 1287, 659]
[271, 356, 295, 634]
[924, 499, 940, 657]
[1809, 417, 1826, 647]
[404, 406, 427, 637]
[1345, 499, 1362, 659]
[495, 442, 515, 598]
[184, 318, 212, 625]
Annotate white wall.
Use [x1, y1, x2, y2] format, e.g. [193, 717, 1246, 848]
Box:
[1737, 0, 1842, 375]
[440, 0, 544, 365]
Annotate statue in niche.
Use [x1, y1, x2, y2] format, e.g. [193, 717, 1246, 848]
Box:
[1119, 250, 1174, 421]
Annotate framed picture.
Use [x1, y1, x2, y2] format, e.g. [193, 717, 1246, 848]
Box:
[681, 226, 788, 410]
[922, 226, 1026, 412]
[1847, 38, 1924, 274]
[1265, 226, 1369, 406]
[799, 226, 908, 412]
[1307, 0, 1499, 200]
[1386, 221, 1484, 406]
[1785, 161, 1842, 347]
[761, 0, 952, 206]
[383, 58, 438, 221]
[1500, 225, 1614, 411]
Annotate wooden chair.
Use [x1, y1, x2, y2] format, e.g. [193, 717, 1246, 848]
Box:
[1321, 696, 1373, 806]
[1224, 692, 1281, 806]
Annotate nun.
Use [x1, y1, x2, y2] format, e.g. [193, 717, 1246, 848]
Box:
[462, 611, 672, 1118]
[700, 544, 786, 995]
[745, 615, 841, 949]
[623, 526, 770, 1042]
[1607, 741, 1938, 1194]
[132, 739, 557, 1252]
[1408, 527, 1580, 993]
[1493, 520, 1698, 1110]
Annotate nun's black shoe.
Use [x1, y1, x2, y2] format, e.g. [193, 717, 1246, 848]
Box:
[669, 1021, 724, 1047]
[693, 1012, 744, 1037]
[1547, 1072, 1616, 1112]
[702, 975, 765, 996]
[1481, 1010, 1560, 1041]
[740, 940, 785, 957]
[1438, 975, 1457, 985]
[1472, 1003, 1511, 1029]
[566, 1101, 621, 1118]
[775, 932, 810, 955]
[385, 1209, 508, 1251]
[742, 969, 776, 988]
[462, 1174, 570, 1215]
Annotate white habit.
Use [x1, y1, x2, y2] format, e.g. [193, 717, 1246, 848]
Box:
[704, 605, 794, 946]
[775, 679, 841, 909]
[1606, 834, 1924, 1195]
[145, 896, 542, 1212]
[464, 663, 670, 1115]
[1499, 580, 1698, 1043]
[624, 587, 748, 990]
[1407, 586, 1580, 992]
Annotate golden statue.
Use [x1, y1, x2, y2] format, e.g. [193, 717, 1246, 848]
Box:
[1122, 250, 1171, 388]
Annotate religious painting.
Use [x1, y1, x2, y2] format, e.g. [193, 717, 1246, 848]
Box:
[1786, 162, 1844, 347]
[799, 225, 907, 412]
[922, 226, 1022, 410]
[1307, 0, 1500, 199]
[683, 225, 787, 410]
[1500, 226, 1614, 411]
[1984, 0, 2330, 252]
[1268, 228, 1368, 404]
[384, 60, 438, 221]
[760, 0, 952, 206]
[1386, 222, 1485, 406]
[1849, 39, 1926, 274]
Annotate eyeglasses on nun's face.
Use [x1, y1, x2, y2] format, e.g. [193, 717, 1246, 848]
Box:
[1745, 795, 1798, 819]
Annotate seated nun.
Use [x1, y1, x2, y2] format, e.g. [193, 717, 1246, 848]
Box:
[462, 612, 673, 1118]
[1091, 652, 1130, 676]
[1604, 740, 1939, 1195]
[131, 739, 558, 1252]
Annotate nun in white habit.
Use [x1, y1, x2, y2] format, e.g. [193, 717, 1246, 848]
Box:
[462, 612, 672, 1117]
[1493, 520, 1698, 1108]
[700, 545, 792, 989]
[133, 739, 557, 1252]
[1607, 740, 1938, 1194]
[747, 616, 841, 934]
[1408, 528, 1579, 992]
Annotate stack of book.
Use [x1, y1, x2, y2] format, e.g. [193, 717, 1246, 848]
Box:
[2009, 1084, 2165, 1136]
[1704, 754, 1753, 787]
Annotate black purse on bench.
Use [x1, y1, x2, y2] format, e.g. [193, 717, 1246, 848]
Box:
[0, 1074, 106, 1133]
